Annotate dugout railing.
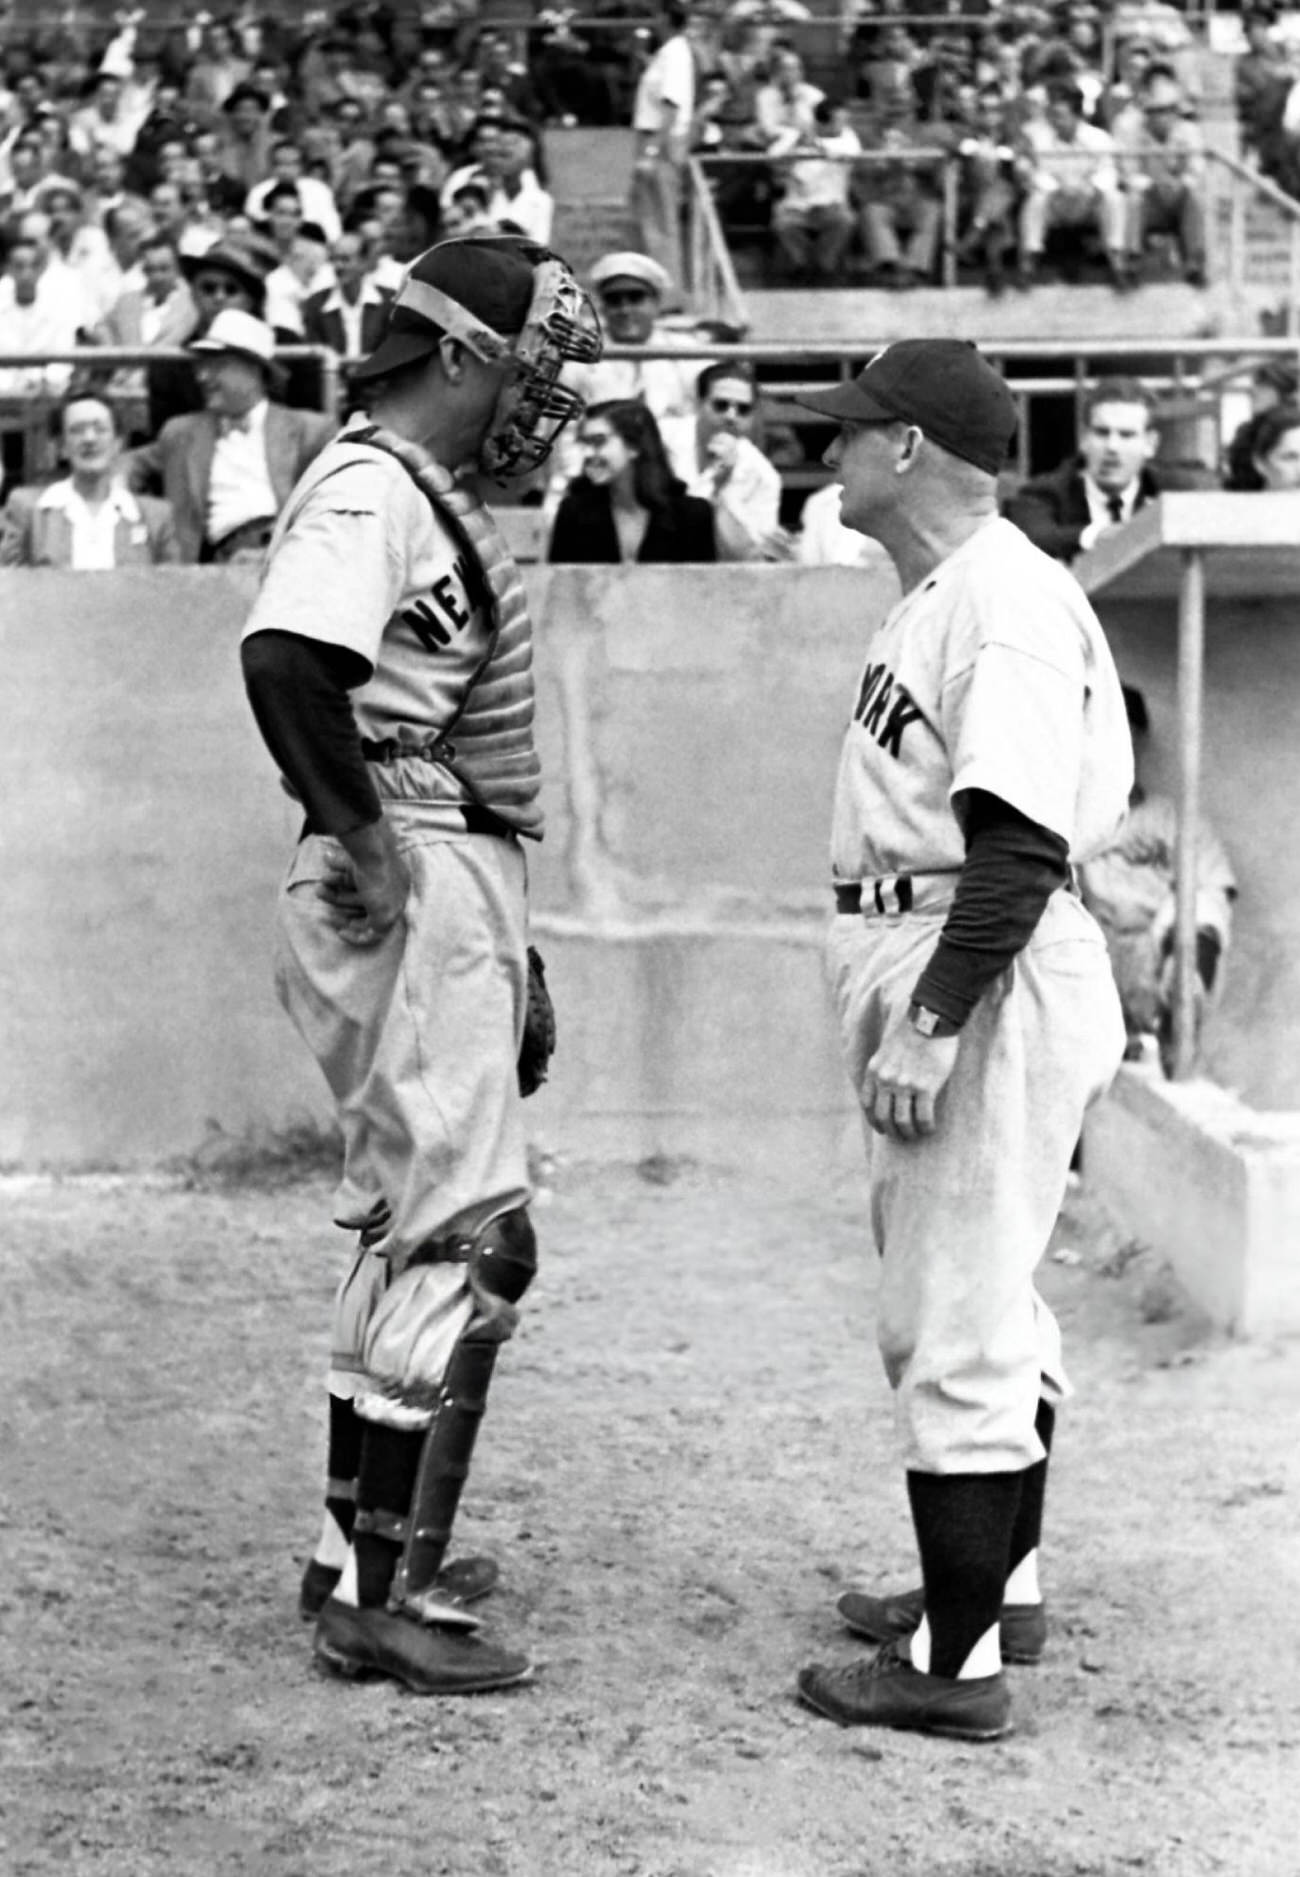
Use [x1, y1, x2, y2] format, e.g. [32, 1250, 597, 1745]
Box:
[5, 334, 1300, 493]
[0, 343, 341, 488]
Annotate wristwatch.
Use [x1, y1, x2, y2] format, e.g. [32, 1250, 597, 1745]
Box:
[908, 1002, 960, 1039]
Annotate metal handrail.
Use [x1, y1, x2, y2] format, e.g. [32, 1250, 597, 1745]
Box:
[685, 156, 748, 335]
[0, 344, 343, 417]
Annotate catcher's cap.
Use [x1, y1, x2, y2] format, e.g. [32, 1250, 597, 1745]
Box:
[793, 339, 1016, 477]
[353, 236, 540, 383]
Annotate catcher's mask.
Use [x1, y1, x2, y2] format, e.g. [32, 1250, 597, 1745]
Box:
[355, 238, 603, 482]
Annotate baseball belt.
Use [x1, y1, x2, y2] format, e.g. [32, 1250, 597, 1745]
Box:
[834, 873, 959, 917]
[359, 738, 518, 841]
[834, 867, 1080, 918]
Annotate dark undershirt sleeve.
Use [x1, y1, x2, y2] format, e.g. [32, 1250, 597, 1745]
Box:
[241, 630, 382, 836]
[912, 789, 1071, 1028]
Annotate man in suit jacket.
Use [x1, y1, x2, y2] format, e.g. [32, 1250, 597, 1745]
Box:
[1, 390, 180, 566]
[300, 230, 393, 361]
[125, 308, 336, 561]
[93, 234, 199, 439]
[1003, 374, 1214, 562]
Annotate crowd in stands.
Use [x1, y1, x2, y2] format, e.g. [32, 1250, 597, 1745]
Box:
[0, 1, 1297, 569]
[671, 0, 1211, 293]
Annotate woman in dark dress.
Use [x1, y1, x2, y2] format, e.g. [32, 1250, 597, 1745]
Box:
[547, 399, 717, 563]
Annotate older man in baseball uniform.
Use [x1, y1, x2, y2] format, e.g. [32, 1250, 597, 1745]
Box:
[240, 235, 600, 1697]
[792, 341, 1132, 1741]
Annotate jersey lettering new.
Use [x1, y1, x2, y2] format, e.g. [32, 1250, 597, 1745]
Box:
[243, 421, 495, 804]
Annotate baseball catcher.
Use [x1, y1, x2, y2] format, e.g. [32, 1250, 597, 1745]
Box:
[240, 237, 600, 1694]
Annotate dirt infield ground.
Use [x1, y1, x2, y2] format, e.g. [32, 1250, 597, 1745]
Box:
[2, 1151, 1297, 1877]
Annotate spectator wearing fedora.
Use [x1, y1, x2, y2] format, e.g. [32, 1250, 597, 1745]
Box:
[125, 309, 335, 561]
[142, 235, 278, 432]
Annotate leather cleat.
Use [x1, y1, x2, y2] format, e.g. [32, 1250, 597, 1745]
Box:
[313, 1598, 532, 1695]
[837, 1585, 1047, 1665]
[299, 1552, 500, 1621]
[797, 1642, 1011, 1740]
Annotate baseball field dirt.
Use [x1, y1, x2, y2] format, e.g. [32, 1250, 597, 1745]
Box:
[3, 1146, 1296, 1877]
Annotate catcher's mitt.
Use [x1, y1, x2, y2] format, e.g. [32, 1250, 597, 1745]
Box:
[518, 945, 556, 1097]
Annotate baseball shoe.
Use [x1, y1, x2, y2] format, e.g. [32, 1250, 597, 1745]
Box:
[837, 1585, 1048, 1666]
[313, 1598, 532, 1695]
[299, 1553, 500, 1621]
[797, 1642, 1012, 1740]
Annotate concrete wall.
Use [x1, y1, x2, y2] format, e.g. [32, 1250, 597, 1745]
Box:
[2, 561, 1297, 1181]
[0, 565, 884, 1172]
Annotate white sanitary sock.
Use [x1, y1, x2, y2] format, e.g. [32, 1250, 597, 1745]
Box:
[1004, 1546, 1042, 1605]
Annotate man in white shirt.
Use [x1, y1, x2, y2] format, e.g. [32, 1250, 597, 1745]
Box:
[770, 97, 861, 282]
[264, 219, 336, 337]
[630, 3, 709, 299]
[0, 391, 179, 566]
[1017, 79, 1128, 287]
[69, 68, 149, 167]
[796, 479, 892, 568]
[660, 360, 786, 558]
[441, 117, 555, 247]
[246, 138, 342, 244]
[753, 43, 824, 146]
[301, 231, 393, 362]
[93, 234, 200, 434]
[0, 228, 87, 397]
[36, 182, 116, 319]
[1112, 66, 1207, 284]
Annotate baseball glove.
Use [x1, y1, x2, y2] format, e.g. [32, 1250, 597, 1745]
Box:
[518, 945, 556, 1097]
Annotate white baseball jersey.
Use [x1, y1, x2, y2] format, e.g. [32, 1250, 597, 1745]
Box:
[830, 515, 1133, 883]
[243, 416, 491, 772]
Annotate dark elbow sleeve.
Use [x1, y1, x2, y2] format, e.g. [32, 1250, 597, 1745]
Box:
[242, 630, 383, 835]
[913, 790, 1071, 1026]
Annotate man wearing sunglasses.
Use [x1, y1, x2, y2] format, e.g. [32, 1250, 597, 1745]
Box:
[660, 359, 786, 559]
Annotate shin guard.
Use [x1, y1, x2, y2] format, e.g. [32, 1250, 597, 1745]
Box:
[388, 1208, 537, 1621]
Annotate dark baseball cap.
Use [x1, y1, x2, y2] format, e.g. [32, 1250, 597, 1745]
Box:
[793, 339, 1016, 476]
[354, 236, 540, 382]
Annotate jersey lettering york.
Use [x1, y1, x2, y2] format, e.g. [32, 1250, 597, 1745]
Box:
[853, 660, 926, 759]
[829, 517, 1134, 886]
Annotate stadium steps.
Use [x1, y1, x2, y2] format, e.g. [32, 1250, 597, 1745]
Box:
[544, 126, 640, 277]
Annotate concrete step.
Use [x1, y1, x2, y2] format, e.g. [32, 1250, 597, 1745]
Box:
[739, 280, 1222, 348]
[550, 199, 641, 280]
[542, 126, 637, 203]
